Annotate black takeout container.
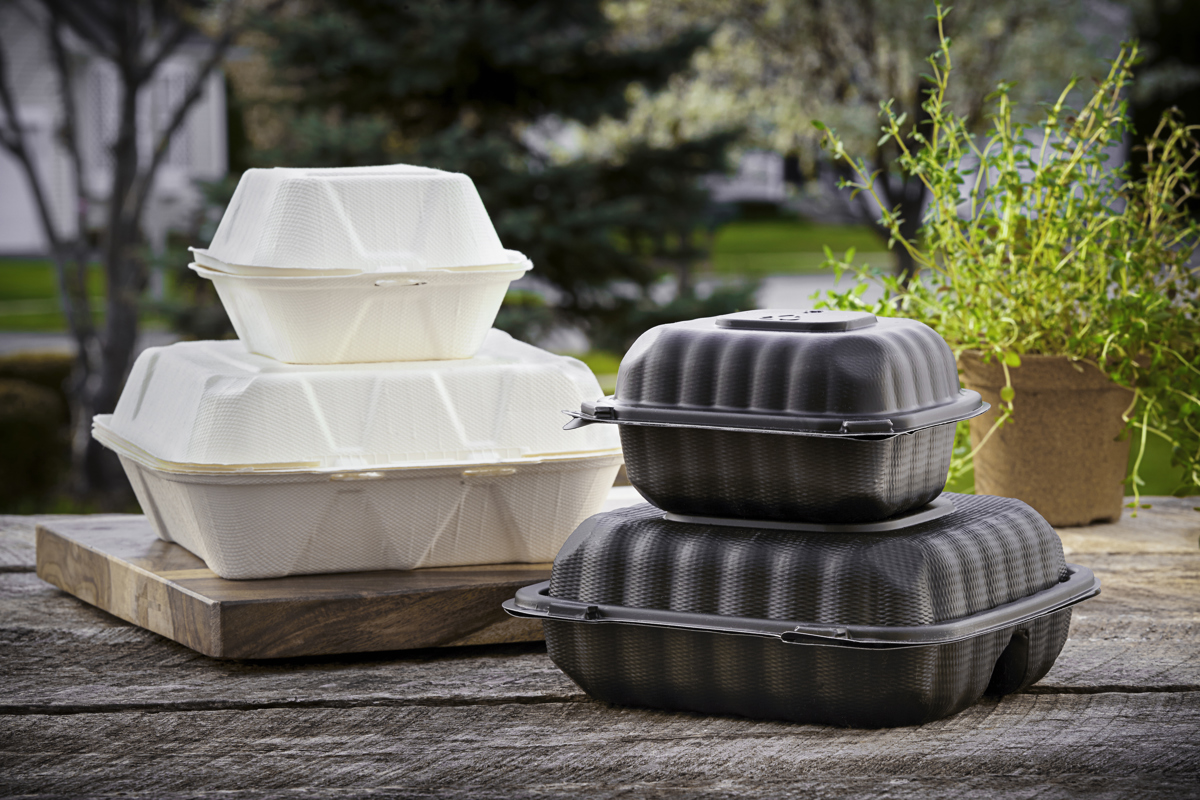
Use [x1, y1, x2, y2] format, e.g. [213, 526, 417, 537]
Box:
[567, 310, 988, 523]
[505, 493, 1098, 728]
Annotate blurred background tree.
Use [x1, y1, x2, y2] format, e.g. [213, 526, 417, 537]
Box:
[1129, 0, 1200, 208]
[240, 0, 751, 350]
[0, 0, 260, 502]
[588, 0, 1110, 281]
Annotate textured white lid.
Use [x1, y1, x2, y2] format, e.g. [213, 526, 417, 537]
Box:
[202, 164, 510, 274]
[98, 331, 620, 470]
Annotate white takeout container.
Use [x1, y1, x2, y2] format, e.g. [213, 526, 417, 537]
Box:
[197, 164, 511, 274]
[93, 332, 623, 579]
[191, 252, 531, 363]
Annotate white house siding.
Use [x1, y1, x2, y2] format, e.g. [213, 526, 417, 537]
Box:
[0, 1, 227, 255]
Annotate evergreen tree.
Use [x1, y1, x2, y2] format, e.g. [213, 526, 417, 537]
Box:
[251, 0, 748, 349]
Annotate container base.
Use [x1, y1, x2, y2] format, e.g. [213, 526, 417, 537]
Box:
[545, 608, 1071, 728]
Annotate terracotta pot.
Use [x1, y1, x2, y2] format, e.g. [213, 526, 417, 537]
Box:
[958, 352, 1133, 527]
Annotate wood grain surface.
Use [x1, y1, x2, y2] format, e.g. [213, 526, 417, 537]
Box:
[33, 515, 550, 658]
[2, 495, 1198, 799]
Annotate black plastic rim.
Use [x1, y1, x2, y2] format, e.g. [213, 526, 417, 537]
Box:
[503, 565, 1100, 651]
[660, 495, 957, 533]
[564, 391, 989, 438]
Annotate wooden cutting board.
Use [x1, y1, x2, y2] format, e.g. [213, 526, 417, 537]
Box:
[34, 515, 551, 659]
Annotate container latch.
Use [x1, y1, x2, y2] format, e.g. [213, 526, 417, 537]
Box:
[781, 625, 850, 644]
[548, 603, 601, 621]
[840, 419, 894, 434]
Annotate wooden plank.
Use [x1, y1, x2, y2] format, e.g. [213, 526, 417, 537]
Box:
[34, 516, 550, 658]
[1, 617, 1195, 714]
[2, 546, 1196, 712]
[1, 777, 1197, 800]
[1, 694, 1197, 797]
[1057, 496, 1200, 555]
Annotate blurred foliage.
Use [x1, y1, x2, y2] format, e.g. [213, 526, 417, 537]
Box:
[588, 282, 757, 355]
[0, 379, 66, 511]
[245, 0, 742, 345]
[493, 289, 558, 345]
[1129, 0, 1200, 214]
[816, 12, 1200, 497]
[146, 177, 237, 341]
[0, 351, 72, 423]
[592, 0, 1106, 278]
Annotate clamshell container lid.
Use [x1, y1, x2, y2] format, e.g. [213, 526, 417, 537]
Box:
[506, 494, 1099, 648]
[568, 309, 987, 437]
[97, 330, 619, 472]
[196, 164, 510, 274]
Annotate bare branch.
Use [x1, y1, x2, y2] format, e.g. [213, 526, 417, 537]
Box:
[127, 5, 242, 223]
[0, 24, 63, 252]
[48, 17, 97, 346]
[40, 0, 120, 62]
[138, 17, 195, 86]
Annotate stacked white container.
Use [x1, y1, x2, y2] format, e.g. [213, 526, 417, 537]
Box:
[190, 164, 533, 364]
[96, 165, 622, 579]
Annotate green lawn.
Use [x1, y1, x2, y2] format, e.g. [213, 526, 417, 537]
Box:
[0, 258, 178, 331]
[709, 219, 890, 277]
[0, 259, 106, 331]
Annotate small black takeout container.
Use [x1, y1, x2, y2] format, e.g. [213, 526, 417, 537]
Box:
[566, 309, 988, 523]
[505, 494, 1099, 728]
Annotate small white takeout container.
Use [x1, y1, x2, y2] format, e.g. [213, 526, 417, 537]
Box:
[192, 164, 531, 363]
[190, 252, 530, 364]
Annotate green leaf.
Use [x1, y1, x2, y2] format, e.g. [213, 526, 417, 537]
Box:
[1003, 352, 1022, 368]
[1000, 386, 1015, 403]
[811, 120, 827, 131]
[845, 247, 856, 262]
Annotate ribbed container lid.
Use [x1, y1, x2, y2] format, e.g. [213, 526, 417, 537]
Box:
[548, 494, 1070, 627]
[572, 310, 985, 436]
[96, 330, 619, 471]
[196, 164, 510, 274]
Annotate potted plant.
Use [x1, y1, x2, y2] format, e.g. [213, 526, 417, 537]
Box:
[813, 6, 1200, 526]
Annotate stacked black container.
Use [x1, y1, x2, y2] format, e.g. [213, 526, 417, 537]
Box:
[506, 310, 1100, 727]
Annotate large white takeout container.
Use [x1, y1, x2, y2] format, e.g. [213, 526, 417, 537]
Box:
[189, 164, 532, 363]
[93, 332, 622, 579]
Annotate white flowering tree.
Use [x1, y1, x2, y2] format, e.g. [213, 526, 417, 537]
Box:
[588, 0, 1110, 280]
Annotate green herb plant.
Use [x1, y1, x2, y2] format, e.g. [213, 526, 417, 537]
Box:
[812, 5, 1200, 503]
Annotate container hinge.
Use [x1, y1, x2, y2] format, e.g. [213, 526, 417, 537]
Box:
[592, 405, 615, 420]
[548, 603, 601, 621]
[781, 625, 850, 644]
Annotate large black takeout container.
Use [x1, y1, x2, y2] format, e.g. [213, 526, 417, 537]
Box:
[506, 494, 1098, 728]
[567, 309, 988, 523]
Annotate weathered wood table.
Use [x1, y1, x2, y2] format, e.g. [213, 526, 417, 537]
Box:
[2, 495, 1198, 799]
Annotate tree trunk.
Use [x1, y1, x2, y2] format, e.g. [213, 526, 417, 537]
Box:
[67, 58, 146, 504]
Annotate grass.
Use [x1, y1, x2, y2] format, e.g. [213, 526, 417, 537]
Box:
[0, 258, 174, 331]
[708, 219, 889, 277]
[0, 259, 105, 331]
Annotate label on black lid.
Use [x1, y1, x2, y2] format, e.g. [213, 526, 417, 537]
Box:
[715, 309, 878, 332]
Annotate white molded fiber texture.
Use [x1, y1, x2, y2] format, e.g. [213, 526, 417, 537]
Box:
[201, 164, 509, 273]
[101, 330, 619, 470]
[116, 452, 623, 579]
[191, 255, 529, 363]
